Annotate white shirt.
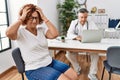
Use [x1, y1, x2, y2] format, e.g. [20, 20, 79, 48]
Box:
[67, 19, 98, 39]
[16, 23, 52, 71]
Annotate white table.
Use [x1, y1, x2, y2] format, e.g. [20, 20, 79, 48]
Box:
[48, 38, 120, 54]
[104, 28, 120, 39]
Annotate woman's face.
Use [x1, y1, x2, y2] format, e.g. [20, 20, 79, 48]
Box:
[78, 12, 88, 25]
[27, 11, 40, 28]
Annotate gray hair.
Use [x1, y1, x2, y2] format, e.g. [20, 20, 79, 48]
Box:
[77, 8, 89, 13]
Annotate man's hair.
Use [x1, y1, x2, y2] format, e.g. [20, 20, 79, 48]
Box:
[77, 8, 89, 13]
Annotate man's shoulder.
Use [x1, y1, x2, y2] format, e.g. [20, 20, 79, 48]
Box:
[71, 19, 78, 23]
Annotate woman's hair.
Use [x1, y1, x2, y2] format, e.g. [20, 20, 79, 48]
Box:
[19, 4, 43, 25]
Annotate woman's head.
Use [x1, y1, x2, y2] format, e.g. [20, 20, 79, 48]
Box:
[19, 4, 43, 25]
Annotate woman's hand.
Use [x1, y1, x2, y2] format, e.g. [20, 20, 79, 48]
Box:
[36, 7, 48, 21]
[19, 7, 30, 21]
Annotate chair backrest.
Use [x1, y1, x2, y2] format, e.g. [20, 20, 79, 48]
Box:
[107, 46, 120, 68]
[12, 48, 25, 73]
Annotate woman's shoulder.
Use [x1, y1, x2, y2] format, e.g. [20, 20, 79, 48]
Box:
[37, 23, 48, 32]
[37, 23, 46, 29]
[18, 26, 26, 31]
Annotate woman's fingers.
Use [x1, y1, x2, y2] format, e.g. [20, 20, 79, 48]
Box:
[36, 7, 44, 17]
[20, 7, 30, 21]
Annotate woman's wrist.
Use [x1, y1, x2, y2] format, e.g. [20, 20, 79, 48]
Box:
[42, 16, 49, 23]
[45, 19, 49, 23]
[18, 18, 23, 23]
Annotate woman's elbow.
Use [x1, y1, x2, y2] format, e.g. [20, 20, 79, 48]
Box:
[6, 31, 11, 38]
[51, 33, 59, 39]
[6, 31, 17, 40]
[55, 31, 59, 37]
[49, 32, 59, 39]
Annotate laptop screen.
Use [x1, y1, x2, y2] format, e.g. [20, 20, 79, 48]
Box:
[81, 30, 103, 43]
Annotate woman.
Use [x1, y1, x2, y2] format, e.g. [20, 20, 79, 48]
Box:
[6, 4, 77, 80]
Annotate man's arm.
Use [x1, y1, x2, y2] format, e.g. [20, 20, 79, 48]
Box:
[67, 20, 78, 39]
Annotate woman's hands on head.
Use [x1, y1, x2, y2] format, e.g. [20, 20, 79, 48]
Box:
[36, 7, 48, 22]
[19, 7, 30, 21]
[19, 5, 48, 23]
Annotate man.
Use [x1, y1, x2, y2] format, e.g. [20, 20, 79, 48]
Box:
[65, 8, 99, 80]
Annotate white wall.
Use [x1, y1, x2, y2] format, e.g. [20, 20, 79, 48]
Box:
[37, 0, 59, 30]
[0, 0, 37, 74]
[87, 0, 120, 19]
[0, 50, 13, 74]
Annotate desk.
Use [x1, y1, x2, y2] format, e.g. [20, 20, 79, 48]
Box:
[48, 38, 120, 54]
[104, 29, 120, 39]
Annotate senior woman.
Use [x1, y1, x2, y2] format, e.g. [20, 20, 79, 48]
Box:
[6, 4, 77, 80]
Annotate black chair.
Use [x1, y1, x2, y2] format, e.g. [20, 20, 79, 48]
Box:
[101, 46, 120, 80]
[12, 48, 25, 80]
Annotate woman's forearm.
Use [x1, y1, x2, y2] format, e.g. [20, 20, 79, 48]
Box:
[6, 19, 22, 40]
[45, 20, 59, 37]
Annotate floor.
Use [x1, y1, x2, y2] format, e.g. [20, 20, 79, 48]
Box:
[1, 51, 120, 80]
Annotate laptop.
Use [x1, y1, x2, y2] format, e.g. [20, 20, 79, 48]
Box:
[81, 30, 103, 43]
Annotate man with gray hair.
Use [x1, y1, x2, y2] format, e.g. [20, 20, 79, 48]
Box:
[66, 8, 99, 80]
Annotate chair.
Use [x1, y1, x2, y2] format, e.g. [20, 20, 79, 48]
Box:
[12, 48, 25, 80]
[101, 46, 120, 80]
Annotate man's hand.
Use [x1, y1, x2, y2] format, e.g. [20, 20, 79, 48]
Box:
[73, 36, 82, 41]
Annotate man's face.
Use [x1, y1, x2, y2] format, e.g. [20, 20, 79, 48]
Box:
[78, 12, 88, 25]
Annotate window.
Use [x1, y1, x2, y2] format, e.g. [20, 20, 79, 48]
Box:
[0, 0, 11, 52]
